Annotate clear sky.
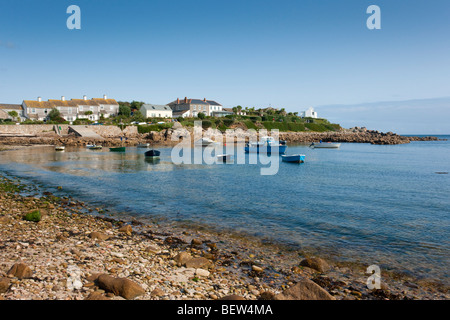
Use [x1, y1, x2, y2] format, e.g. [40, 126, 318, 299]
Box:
[1, 0, 449, 133]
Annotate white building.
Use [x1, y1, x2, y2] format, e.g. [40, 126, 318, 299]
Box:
[140, 104, 172, 118]
[22, 95, 119, 122]
[300, 107, 318, 119]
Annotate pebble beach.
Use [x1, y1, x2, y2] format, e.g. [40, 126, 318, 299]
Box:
[0, 173, 448, 301]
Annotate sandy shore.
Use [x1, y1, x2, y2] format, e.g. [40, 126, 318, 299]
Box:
[0, 174, 448, 301]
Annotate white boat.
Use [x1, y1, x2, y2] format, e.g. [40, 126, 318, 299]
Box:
[86, 144, 102, 150]
[216, 154, 232, 162]
[195, 137, 216, 146]
[310, 142, 341, 149]
[55, 146, 65, 151]
[137, 143, 150, 148]
[245, 136, 287, 154]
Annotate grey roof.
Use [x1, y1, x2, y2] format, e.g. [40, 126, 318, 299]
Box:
[207, 100, 222, 106]
[141, 104, 172, 111]
[0, 104, 23, 110]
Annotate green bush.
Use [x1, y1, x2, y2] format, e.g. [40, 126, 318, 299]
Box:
[24, 210, 41, 222]
[243, 120, 258, 130]
[137, 123, 173, 133]
[222, 118, 234, 127]
[201, 120, 212, 129]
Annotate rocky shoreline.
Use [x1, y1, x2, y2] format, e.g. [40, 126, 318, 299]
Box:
[0, 124, 443, 148]
[0, 175, 448, 300]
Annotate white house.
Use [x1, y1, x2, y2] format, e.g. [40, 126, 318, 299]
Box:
[300, 107, 318, 119]
[140, 104, 172, 118]
[22, 95, 119, 122]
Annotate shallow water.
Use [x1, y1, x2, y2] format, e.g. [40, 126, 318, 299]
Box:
[0, 136, 449, 283]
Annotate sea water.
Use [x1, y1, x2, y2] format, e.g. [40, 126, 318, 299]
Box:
[0, 136, 449, 283]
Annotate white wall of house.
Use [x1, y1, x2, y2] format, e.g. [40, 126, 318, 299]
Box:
[301, 107, 318, 118]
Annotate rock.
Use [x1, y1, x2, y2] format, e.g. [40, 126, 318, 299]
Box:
[97, 274, 145, 300]
[118, 225, 132, 235]
[274, 279, 335, 300]
[299, 257, 330, 273]
[85, 292, 110, 300]
[258, 291, 277, 300]
[191, 238, 203, 246]
[145, 244, 161, 254]
[219, 295, 246, 300]
[174, 252, 192, 266]
[89, 231, 110, 241]
[185, 257, 212, 269]
[252, 265, 264, 272]
[7, 263, 33, 279]
[195, 268, 210, 278]
[150, 288, 165, 297]
[0, 278, 11, 293]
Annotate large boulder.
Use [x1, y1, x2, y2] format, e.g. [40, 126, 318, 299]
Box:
[274, 279, 335, 300]
[299, 257, 330, 273]
[97, 274, 145, 300]
[7, 263, 33, 279]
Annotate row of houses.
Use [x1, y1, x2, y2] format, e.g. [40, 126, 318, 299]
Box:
[0, 95, 318, 122]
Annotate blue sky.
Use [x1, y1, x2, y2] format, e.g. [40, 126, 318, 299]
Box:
[1, 0, 449, 133]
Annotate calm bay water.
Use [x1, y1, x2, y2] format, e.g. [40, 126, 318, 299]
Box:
[1, 136, 449, 283]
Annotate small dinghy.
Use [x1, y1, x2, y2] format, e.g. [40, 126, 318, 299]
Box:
[109, 147, 126, 152]
[281, 154, 305, 163]
[216, 154, 232, 162]
[55, 146, 65, 151]
[145, 149, 161, 158]
[137, 143, 150, 148]
[87, 144, 102, 150]
[310, 142, 341, 149]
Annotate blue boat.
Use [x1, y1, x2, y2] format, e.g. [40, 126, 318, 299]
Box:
[281, 154, 305, 163]
[244, 136, 287, 154]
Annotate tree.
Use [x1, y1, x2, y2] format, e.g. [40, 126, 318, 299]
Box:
[48, 108, 62, 121]
[197, 112, 206, 120]
[119, 105, 131, 117]
[232, 107, 238, 114]
[236, 106, 242, 114]
[8, 111, 18, 121]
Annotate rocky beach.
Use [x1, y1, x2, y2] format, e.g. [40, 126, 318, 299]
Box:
[0, 124, 443, 148]
[0, 174, 448, 301]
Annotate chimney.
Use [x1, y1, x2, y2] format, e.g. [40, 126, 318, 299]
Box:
[83, 95, 87, 100]
[61, 96, 65, 101]
[103, 94, 107, 100]
[37, 97, 42, 102]
[184, 97, 187, 103]
[204, 98, 206, 102]
[177, 98, 180, 104]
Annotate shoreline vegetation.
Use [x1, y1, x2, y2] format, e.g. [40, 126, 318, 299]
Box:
[0, 175, 448, 300]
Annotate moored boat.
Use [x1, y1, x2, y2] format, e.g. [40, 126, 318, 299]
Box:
[87, 144, 102, 150]
[245, 136, 287, 154]
[55, 146, 65, 151]
[109, 147, 126, 152]
[145, 149, 161, 158]
[195, 137, 216, 146]
[310, 142, 341, 149]
[137, 143, 150, 148]
[281, 154, 305, 163]
[216, 154, 232, 162]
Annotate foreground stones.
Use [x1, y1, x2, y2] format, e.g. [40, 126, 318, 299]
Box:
[0, 176, 447, 301]
[274, 280, 335, 300]
[97, 274, 145, 300]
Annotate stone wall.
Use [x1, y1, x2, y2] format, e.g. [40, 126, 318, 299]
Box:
[0, 124, 137, 137]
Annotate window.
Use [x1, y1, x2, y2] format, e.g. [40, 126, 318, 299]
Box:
[68, 107, 72, 114]
[90, 106, 94, 111]
[79, 106, 83, 111]
[31, 108, 36, 114]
